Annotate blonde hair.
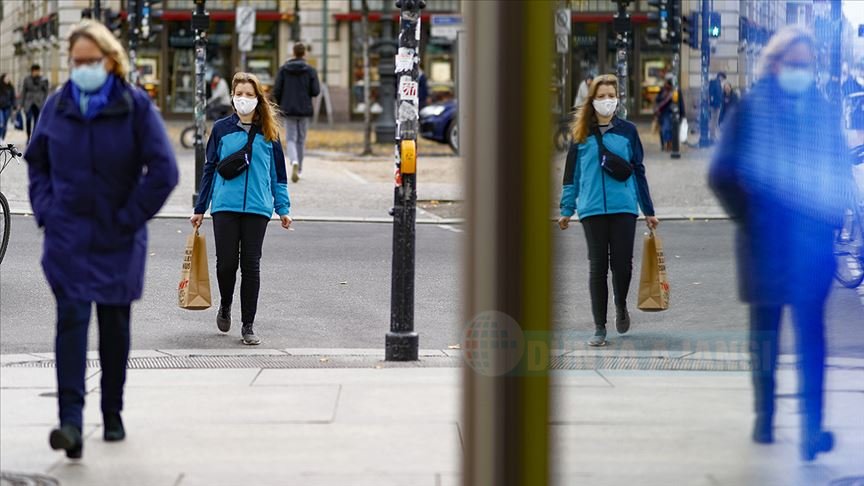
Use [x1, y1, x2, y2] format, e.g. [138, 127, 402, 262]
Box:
[231, 72, 280, 142]
[571, 74, 619, 144]
[68, 20, 129, 79]
[756, 26, 816, 80]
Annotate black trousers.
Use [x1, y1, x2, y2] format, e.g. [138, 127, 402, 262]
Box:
[581, 213, 637, 327]
[25, 104, 40, 140]
[55, 296, 130, 429]
[212, 212, 269, 325]
[750, 303, 826, 433]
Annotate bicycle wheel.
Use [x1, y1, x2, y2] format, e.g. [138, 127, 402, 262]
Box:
[180, 126, 196, 149]
[0, 191, 10, 265]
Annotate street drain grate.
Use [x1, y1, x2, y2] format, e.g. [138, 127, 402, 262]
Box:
[0, 355, 792, 371]
[0, 471, 60, 486]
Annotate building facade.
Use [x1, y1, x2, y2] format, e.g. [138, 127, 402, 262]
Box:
[0, 0, 460, 121]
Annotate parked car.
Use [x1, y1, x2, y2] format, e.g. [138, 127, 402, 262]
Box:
[419, 100, 458, 154]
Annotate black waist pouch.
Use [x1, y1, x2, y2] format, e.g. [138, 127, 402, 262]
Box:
[594, 130, 633, 182]
[217, 126, 256, 180]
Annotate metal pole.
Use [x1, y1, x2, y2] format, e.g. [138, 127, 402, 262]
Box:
[829, 0, 842, 93]
[698, 0, 710, 147]
[192, 0, 209, 206]
[670, 49, 681, 158]
[93, 0, 101, 22]
[322, 0, 328, 84]
[291, 0, 300, 42]
[613, 0, 631, 119]
[386, 0, 424, 362]
[128, 0, 140, 86]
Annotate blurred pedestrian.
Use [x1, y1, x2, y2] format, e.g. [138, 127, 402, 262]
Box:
[418, 67, 430, 110]
[24, 20, 179, 459]
[206, 74, 232, 120]
[708, 71, 726, 142]
[719, 82, 738, 125]
[654, 73, 685, 151]
[708, 26, 853, 461]
[0, 73, 15, 144]
[19, 63, 50, 144]
[192, 72, 292, 346]
[272, 42, 320, 183]
[572, 72, 595, 112]
[558, 74, 660, 347]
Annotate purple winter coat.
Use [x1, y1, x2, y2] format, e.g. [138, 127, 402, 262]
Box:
[24, 79, 179, 304]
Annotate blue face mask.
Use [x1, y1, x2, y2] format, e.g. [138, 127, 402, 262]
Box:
[777, 68, 814, 95]
[70, 61, 108, 93]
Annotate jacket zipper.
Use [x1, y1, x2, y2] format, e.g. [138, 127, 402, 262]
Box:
[242, 154, 250, 211]
[598, 137, 608, 213]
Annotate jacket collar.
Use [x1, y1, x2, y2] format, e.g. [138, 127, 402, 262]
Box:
[56, 80, 134, 120]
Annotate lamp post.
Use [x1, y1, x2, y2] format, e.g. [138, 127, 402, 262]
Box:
[374, 1, 398, 144]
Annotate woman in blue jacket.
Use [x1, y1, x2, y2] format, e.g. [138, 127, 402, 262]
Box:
[559, 74, 659, 347]
[25, 21, 179, 458]
[709, 27, 853, 461]
[191, 72, 291, 346]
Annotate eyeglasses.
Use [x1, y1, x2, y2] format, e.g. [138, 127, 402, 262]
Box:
[69, 57, 104, 68]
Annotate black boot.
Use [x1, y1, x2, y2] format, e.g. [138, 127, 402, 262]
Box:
[49, 424, 83, 459]
[103, 411, 126, 442]
[752, 413, 773, 444]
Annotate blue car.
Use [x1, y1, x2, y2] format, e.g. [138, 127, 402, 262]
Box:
[419, 100, 458, 153]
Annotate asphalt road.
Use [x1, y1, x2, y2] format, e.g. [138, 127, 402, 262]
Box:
[1, 217, 862, 358]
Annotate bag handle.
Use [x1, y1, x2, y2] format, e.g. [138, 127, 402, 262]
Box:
[243, 125, 257, 158]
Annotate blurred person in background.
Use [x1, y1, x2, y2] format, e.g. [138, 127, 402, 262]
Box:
[0, 73, 15, 144]
[207, 74, 232, 120]
[25, 20, 178, 459]
[708, 26, 854, 461]
[708, 71, 727, 143]
[719, 82, 738, 125]
[19, 63, 49, 144]
[654, 73, 685, 151]
[272, 42, 320, 183]
[572, 72, 595, 112]
[559, 74, 659, 347]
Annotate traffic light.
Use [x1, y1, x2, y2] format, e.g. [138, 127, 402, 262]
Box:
[709, 11, 721, 38]
[683, 13, 699, 49]
[667, 0, 681, 45]
[104, 9, 124, 36]
[141, 0, 164, 41]
[646, 0, 670, 45]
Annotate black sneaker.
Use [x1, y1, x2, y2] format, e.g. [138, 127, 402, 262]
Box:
[587, 326, 607, 347]
[103, 412, 125, 442]
[241, 324, 261, 345]
[49, 424, 83, 459]
[615, 308, 631, 334]
[752, 413, 773, 444]
[217, 305, 231, 333]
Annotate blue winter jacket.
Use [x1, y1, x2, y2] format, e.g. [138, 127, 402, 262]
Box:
[194, 114, 290, 218]
[559, 117, 655, 219]
[25, 78, 179, 304]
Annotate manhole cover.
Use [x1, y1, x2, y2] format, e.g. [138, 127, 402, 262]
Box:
[0, 472, 60, 486]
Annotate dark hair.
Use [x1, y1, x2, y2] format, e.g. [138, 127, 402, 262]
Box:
[293, 42, 306, 58]
[31, 64, 41, 71]
[717, 72, 727, 79]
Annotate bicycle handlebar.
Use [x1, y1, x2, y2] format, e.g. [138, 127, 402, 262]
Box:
[0, 144, 22, 158]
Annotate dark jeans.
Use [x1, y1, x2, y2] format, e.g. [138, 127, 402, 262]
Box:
[212, 211, 269, 325]
[55, 296, 131, 430]
[0, 107, 10, 140]
[581, 213, 637, 327]
[26, 104, 40, 141]
[750, 302, 826, 433]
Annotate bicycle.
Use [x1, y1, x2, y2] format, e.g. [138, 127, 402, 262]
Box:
[0, 144, 23, 265]
[834, 143, 864, 288]
[179, 105, 231, 149]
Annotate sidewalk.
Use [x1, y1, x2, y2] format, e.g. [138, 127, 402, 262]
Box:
[0, 121, 726, 223]
[2, 349, 862, 486]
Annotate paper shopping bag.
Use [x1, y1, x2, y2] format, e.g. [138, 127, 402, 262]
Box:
[637, 229, 670, 312]
[178, 227, 212, 310]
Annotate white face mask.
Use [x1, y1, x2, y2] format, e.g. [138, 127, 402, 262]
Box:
[592, 98, 618, 117]
[233, 96, 258, 116]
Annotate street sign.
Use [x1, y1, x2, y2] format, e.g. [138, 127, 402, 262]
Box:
[238, 31, 253, 52]
[556, 34, 568, 54]
[236, 6, 255, 34]
[555, 8, 571, 35]
[430, 15, 462, 40]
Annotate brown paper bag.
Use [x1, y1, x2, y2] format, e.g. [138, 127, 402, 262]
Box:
[178, 227, 212, 310]
[637, 229, 670, 312]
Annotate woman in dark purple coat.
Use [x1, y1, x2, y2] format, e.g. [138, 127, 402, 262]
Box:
[24, 21, 178, 459]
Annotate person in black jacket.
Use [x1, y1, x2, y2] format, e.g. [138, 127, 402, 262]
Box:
[272, 42, 320, 183]
[0, 73, 15, 143]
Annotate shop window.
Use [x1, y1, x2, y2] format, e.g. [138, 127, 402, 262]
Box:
[166, 0, 277, 9]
